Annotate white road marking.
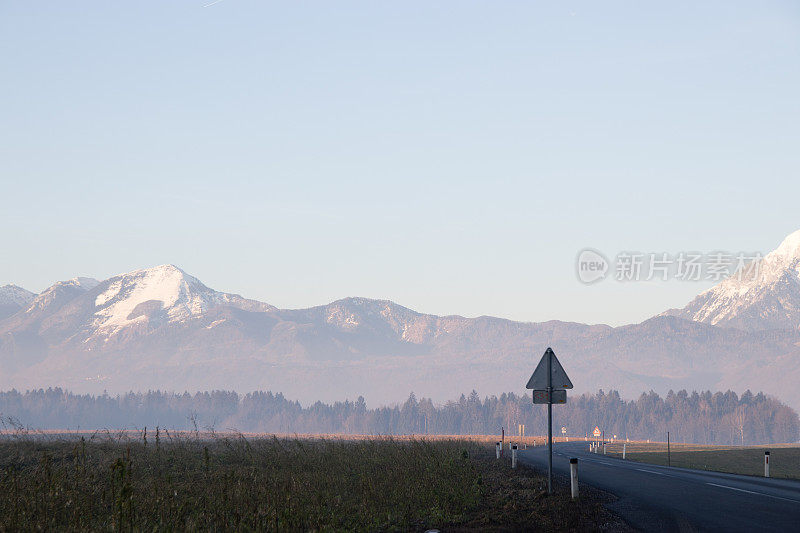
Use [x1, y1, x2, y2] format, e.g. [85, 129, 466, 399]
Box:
[635, 468, 667, 476]
[705, 483, 800, 504]
[544, 446, 800, 505]
[706, 483, 759, 495]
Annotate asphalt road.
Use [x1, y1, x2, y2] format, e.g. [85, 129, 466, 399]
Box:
[518, 441, 800, 532]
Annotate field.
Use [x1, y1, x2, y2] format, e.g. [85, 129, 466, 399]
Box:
[0, 431, 628, 531]
[604, 441, 800, 479]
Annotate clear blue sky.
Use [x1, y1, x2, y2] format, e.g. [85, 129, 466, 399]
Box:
[1, 1, 798, 326]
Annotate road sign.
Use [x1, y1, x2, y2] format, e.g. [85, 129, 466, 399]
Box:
[525, 348, 574, 390]
[593, 426, 601, 438]
[561, 426, 567, 435]
[533, 389, 566, 404]
[525, 347, 573, 496]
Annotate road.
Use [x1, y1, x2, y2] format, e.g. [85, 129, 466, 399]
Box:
[518, 441, 800, 532]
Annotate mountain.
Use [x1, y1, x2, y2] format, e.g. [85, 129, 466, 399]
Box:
[665, 229, 800, 331]
[1, 255, 800, 413]
[0, 285, 35, 320]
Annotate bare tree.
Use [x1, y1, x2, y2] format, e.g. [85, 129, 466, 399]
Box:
[732, 405, 748, 446]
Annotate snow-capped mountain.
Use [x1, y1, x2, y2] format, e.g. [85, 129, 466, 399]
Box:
[0, 265, 276, 353]
[91, 264, 274, 336]
[0, 284, 35, 320]
[1, 258, 799, 412]
[24, 277, 100, 315]
[665, 229, 800, 331]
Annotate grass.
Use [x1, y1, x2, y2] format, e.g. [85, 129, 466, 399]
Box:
[605, 441, 800, 480]
[0, 430, 627, 532]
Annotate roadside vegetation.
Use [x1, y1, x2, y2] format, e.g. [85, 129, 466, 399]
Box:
[605, 441, 800, 479]
[0, 430, 627, 531]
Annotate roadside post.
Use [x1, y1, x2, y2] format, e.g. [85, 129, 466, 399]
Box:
[526, 347, 573, 495]
[512, 444, 518, 469]
[667, 432, 671, 467]
[496, 442, 501, 459]
[569, 458, 579, 500]
[623, 442, 626, 459]
[765, 451, 770, 477]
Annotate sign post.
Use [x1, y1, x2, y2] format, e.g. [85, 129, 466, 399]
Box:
[526, 347, 573, 494]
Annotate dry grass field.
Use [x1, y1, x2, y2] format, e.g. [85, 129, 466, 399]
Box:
[604, 441, 800, 479]
[0, 430, 628, 531]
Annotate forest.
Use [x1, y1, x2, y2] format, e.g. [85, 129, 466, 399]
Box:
[0, 388, 797, 445]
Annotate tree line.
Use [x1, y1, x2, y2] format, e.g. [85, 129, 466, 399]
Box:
[0, 388, 797, 445]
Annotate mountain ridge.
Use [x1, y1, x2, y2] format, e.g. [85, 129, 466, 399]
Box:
[2, 231, 800, 410]
[664, 229, 800, 331]
[0, 284, 36, 320]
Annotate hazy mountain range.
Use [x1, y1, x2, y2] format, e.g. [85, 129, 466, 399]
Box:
[2, 231, 800, 411]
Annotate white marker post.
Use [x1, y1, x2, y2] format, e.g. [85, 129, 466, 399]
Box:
[765, 451, 770, 478]
[569, 458, 579, 500]
[623, 443, 626, 460]
[512, 444, 518, 469]
[496, 442, 501, 459]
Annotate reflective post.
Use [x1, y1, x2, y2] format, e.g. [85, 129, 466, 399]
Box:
[569, 458, 579, 500]
[512, 444, 518, 469]
[765, 451, 770, 478]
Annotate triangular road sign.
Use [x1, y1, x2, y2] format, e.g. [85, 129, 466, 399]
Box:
[525, 347, 573, 390]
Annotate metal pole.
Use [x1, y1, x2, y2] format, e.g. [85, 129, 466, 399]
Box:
[569, 458, 578, 500]
[547, 349, 553, 494]
[765, 451, 770, 477]
[667, 431, 671, 467]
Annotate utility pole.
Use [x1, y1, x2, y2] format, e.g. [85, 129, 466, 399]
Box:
[667, 431, 671, 467]
[547, 348, 553, 494]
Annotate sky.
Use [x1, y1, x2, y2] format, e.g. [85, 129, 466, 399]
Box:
[1, 1, 799, 326]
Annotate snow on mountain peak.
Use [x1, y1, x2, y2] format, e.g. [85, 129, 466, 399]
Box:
[769, 229, 800, 261]
[70, 277, 101, 290]
[667, 229, 800, 330]
[23, 276, 100, 314]
[93, 264, 222, 330]
[0, 284, 36, 306]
